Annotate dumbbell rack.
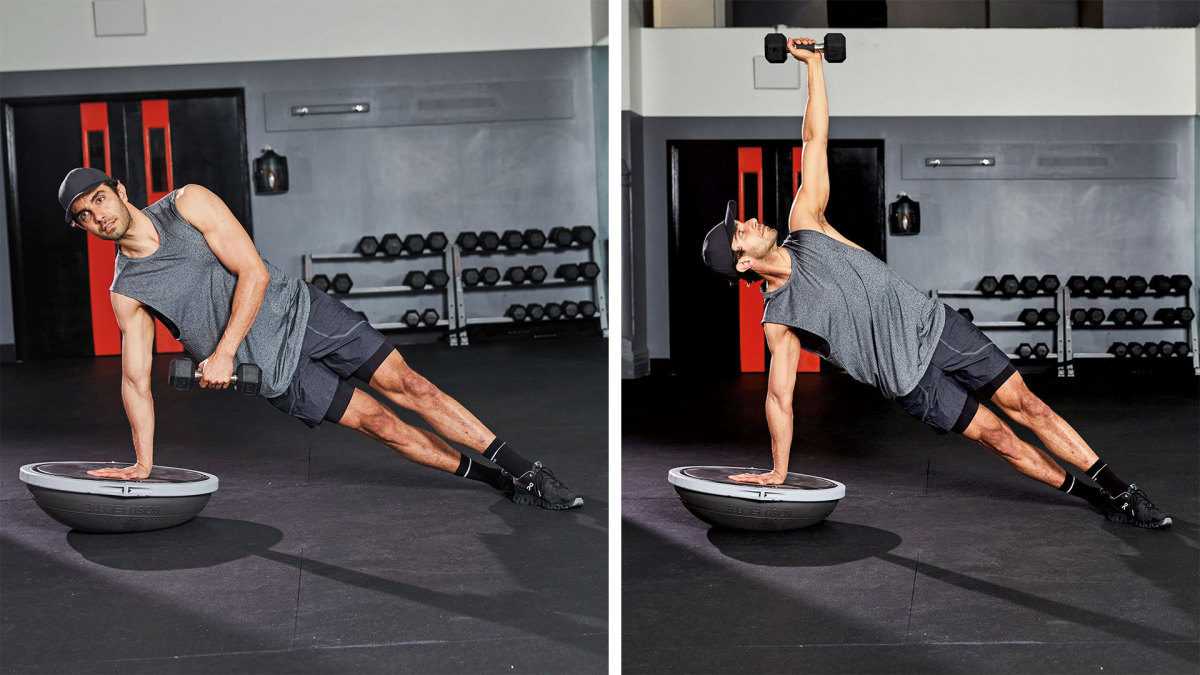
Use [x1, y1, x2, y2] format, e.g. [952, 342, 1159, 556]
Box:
[930, 287, 1069, 377]
[451, 238, 609, 346]
[302, 247, 464, 345]
[1061, 286, 1199, 376]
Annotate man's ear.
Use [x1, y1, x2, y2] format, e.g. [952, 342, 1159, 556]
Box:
[735, 256, 754, 273]
[115, 181, 129, 203]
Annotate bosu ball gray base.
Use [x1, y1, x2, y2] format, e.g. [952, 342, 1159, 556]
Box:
[19, 462, 219, 534]
[668, 466, 845, 531]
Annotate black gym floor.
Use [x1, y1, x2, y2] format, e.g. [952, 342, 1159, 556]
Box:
[1, 337, 607, 674]
[623, 367, 1199, 674]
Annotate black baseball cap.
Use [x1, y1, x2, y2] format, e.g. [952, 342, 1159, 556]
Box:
[701, 200, 739, 280]
[58, 167, 112, 223]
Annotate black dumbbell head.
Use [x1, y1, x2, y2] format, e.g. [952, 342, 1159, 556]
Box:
[1178, 307, 1195, 323]
[545, 302, 563, 320]
[1128, 342, 1145, 357]
[357, 235, 380, 257]
[1039, 308, 1060, 325]
[579, 300, 597, 317]
[403, 310, 421, 327]
[478, 230, 500, 251]
[526, 303, 545, 321]
[823, 32, 847, 63]
[501, 230, 524, 250]
[428, 270, 450, 288]
[549, 227, 574, 247]
[1070, 308, 1087, 325]
[311, 274, 331, 292]
[1018, 276, 1039, 296]
[1018, 308, 1039, 327]
[168, 358, 198, 390]
[1130, 308, 1148, 325]
[526, 265, 547, 283]
[1033, 343, 1050, 359]
[957, 307, 974, 322]
[1144, 341, 1161, 357]
[1066, 275, 1087, 296]
[764, 33, 789, 63]
[1149, 275, 1171, 295]
[1159, 341, 1176, 357]
[462, 268, 481, 286]
[403, 234, 426, 254]
[1109, 342, 1128, 358]
[234, 363, 262, 396]
[332, 273, 353, 294]
[581, 262, 601, 280]
[421, 309, 440, 326]
[1170, 274, 1193, 294]
[507, 304, 527, 322]
[1174, 341, 1192, 357]
[1107, 276, 1127, 297]
[978, 276, 999, 296]
[1039, 275, 1060, 294]
[404, 270, 428, 289]
[1086, 307, 1105, 325]
[556, 263, 581, 281]
[456, 232, 479, 251]
[504, 266, 527, 284]
[1085, 275, 1106, 296]
[1154, 308, 1176, 325]
[426, 231, 448, 252]
[998, 274, 1020, 296]
[523, 229, 547, 249]
[571, 226, 596, 245]
[481, 267, 501, 285]
[1016, 343, 1034, 359]
[562, 301, 579, 319]
[1109, 308, 1128, 325]
[381, 233, 404, 256]
[1127, 275, 1147, 297]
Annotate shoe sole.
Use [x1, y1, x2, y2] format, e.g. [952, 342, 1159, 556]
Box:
[1107, 512, 1172, 529]
[511, 492, 584, 510]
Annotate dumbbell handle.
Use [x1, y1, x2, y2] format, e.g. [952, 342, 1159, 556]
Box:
[791, 40, 828, 52]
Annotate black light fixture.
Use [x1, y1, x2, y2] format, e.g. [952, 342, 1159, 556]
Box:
[889, 192, 919, 236]
[253, 146, 288, 194]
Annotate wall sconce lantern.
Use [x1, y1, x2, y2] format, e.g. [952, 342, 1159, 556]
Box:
[253, 146, 288, 194]
[889, 192, 919, 236]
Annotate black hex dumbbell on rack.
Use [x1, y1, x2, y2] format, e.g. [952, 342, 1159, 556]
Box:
[1018, 276, 1039, 296]
[381, 233, 404, 256]
[456, 232, 480, 252]
[1158, 341, 1176, 358]
[1128, 342, 1145, 357]
[403, 310, 421, 327]
[1130, 308, 1148, 325]
[1127, 275, 1148, 297]
[1171, 274, 1193, 294]
[357, 236, 380, 257]
[526, 265, 547, 284]
[507, 304, 528, 322]
[1085, 276, 1106, 297]
[1040, 275, 1060, 294]
[428, 270, 450, 288]
[1144, 342, 1161, 358]
[1109, 342, 1129, 358]
[1149, 275, 1172, 295]
[1106, 276, 1128, 297]
[526, 303, 546, 321]
[1109, 308, 1129, 326]
[562, 300, 580, 319]
[1066, 275, 1087, 296]
[404, 271, 428, 289]
[579, 300, 597, 317]
[478, 231, 501, 251]
[998, 274, 1020, 297]
[556, 264, 582, 282]
[403, 234, 426, 255]
[501, 230, 524, 250]
[545, 302, 564, 320]
[169, 358, 261, 395]
[427, 232, 449, 252]
[331, 273, 353, 294]
[571, 226, 596, 245]
[978, 276, 999, 296]
[764, 32, 847, 63]
[462, 268, 482, 286]
[581, 262, 601, 280]
[481, 267, 501, 285]
[421, 309, 440, 326]
[312, 274, 331, 292]
[504, 267, 527, 285]
[548, 227, 574, 248]
[523, 229, 547, 249]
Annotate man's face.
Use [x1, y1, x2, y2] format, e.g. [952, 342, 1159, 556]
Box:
[731, 218, 777, 272]
[70, 184, 131, 241]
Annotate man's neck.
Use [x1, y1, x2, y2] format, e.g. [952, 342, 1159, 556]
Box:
[757, 246, 792, 291]
[118, 207, 159, 258]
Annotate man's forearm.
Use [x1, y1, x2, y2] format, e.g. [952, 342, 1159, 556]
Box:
[766, 395, 794, 475]
[214, 269, 269, 359]
[122, 378, 156, 469]
[802, 61, 828, 143]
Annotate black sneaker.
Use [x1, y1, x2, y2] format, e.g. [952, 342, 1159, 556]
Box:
[508, 462, 583, 510]
[1106, 484, 1172, 529]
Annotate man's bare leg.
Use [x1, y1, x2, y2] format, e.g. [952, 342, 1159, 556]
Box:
[959, 403, 1067, 487]
[988, 372, 1098, 471]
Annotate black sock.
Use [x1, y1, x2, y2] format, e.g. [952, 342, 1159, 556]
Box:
[1086, 458, 1130, 496]
[483, 438, 535, 476]
[1058, 473, 1110, 510]
[454, 454, 507, 491]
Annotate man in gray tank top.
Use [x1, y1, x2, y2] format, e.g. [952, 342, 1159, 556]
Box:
[699, 37, 1169, 529]
[57, 167, 581, 510]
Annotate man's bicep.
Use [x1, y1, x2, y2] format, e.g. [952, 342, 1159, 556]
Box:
[790, 139, 830, 229]
[766, 325, 801, 397]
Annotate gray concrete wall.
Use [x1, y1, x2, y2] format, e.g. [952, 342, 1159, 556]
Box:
[632, 115, 1196, 361]
[0, 47, 604, 349]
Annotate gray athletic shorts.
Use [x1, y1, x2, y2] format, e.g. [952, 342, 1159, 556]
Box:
[268, 285, 393, 428]
[895, 303, 1017, 435]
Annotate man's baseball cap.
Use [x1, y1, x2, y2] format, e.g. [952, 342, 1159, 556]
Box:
[58, 167, 112, 223]
[701, 199, 739, 280]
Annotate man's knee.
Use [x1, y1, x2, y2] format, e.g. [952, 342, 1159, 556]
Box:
[1016, 389, 1053, 423]
[375, 354, 442, 406]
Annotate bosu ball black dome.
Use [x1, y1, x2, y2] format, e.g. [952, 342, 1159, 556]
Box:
[668, 466, 845, 531]
[19, 462, 218, 534]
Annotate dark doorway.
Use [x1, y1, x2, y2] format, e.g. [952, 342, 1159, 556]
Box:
[3, 90, 251, 360]
[667, 139, 884, 375]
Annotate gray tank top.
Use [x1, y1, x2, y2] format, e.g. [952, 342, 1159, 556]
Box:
[761, 230, 945, 399]
[110, 191, 310, 398]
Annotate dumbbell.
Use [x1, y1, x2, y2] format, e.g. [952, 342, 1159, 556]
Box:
[381, 233, 404, 256]
[1158, 341, 1176, 358]
[562, 300, 580, 319]
[523, 229, 547, 249]
[1127, 275, 1148, 297]
[1085, 276, 1106, 297]
[1069, 308, 1087, 326]
[462, 268, 482, 286]
[168, 358, 261, 395]
[1128, 342, 1145, 358]
[1018, 308, 1058, 326]
[581, 262, 601, 280]
[1108, 308, 1129, 326]
[1040, 275, 1060, 294]
[548, 227, 574, 248]
[1144, 341, 1161, 358]
[1016, 343, 1034, 360]
[526, 303, 546, 321]
[526, 265, 548, 284]
[1149, 275, 1172, 295]
[1155, 307, 1196, 325]
[1171, 274, 1193, 294]
[978, 276, 999, 296]
[998, 274, 1020, 297]
[422, 308, 440, 326]
[1066, 276, 1087, 296]
[556, 263, 582, 282]
[357, 235, 380, 257]
[478, 230, 501, 251]
[1109, 342, 1129, 358]
[1018, 308, 1040, 327]
[404, 271, 428, 289]
[507, 304, 528, 322]
[1018, 276, 1039, 296]
[501, 230, 524, 250]
[1040, 308, 1060, 325]
[428, 270, 450, 288]
[481, 267, 501, 285]
[504, 267, 527, 284]
[402, 310, 421, 327]
[1107, 276, 1128, 297]
[579, 300, 597, 317]
[1130, 308, 1148, 325]
[764, 33, 847, 64]
[456, 232, 480, 251]
[311, 274, 331, 292]
[1173, 341, 1192, 357]
[957, 307, 974, 322]
[331, 273, 353, 294]
[403, 234, 426, 254]
[1086, 307, 1105, 325]
[545, 302, 564, 320]
[427, 231, 449, 252]
[572, 226, 596, 245]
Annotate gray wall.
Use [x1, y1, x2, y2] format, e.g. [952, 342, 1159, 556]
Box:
[629, 115, 1196, 362]
[0, 47, 605, 350]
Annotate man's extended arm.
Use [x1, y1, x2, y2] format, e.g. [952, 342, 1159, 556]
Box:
[729, 323, 802, 485]
[788, 38, 831, 231]
[175, 185, 270, 389]
[87, 293, 157, 479]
